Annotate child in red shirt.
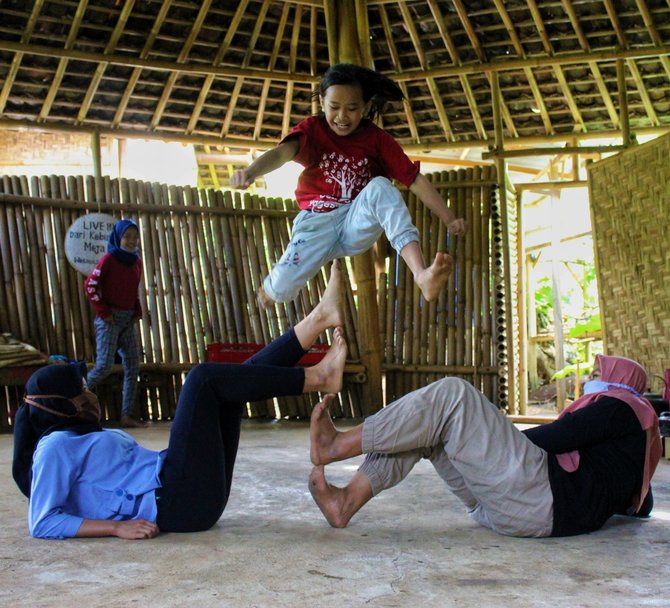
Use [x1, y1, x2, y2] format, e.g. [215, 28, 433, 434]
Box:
[84, 219, 144, 428]
[231, 63, 466, 306]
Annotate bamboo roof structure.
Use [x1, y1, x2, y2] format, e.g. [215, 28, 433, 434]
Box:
[1, 1, 670, 187]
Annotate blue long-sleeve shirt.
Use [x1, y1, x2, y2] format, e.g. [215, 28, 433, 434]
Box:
[29, 429, 167, 539]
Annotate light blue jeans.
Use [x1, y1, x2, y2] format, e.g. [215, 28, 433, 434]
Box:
[264, 176, 419, 302]
[359, 378, 555, 538]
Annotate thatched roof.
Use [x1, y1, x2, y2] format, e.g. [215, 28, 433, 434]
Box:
[1, 0, 670, 186]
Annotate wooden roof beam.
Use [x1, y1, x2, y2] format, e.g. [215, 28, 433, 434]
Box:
[253, 1, 290, 140]
[3, 117, 668, 153]
[187, 0, 249, 135]
[38, 0, 89, 121]
[76, 0, 137, 125]
[220, 1, 273, 138]
[633, 0, 670, 95]
[561, 0, 621, 128]
[282, 4, 303, 137]
[4, 39, 670, 83]
[0, 0, 45, 113]
[426, 0, 485, 139]
[492, 0, 553, 134]
[150, 0, 213, 130]
[112, 0, 173, 128]
[379, 4, 421, 141]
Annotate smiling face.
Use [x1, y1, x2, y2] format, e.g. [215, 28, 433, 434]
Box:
[120, 226, 139, 252]
[320, 84, 370, 137]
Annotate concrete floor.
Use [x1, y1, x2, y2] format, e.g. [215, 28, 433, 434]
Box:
[1, 420, 669, 608]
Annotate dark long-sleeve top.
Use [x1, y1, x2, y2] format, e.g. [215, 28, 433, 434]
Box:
[523, 397, 647, 536]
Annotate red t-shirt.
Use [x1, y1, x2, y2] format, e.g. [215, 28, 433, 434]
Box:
[84, 253, 143, 319]
[282, 116, 420, 212]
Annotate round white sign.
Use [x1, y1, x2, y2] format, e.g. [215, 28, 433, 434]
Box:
[65, 213, 117, 275]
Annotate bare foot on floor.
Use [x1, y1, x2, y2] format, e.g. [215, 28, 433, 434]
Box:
[312, 259, 345, 329]
[308, 466, 350, 528]
[310, 393, 339, 465]
[309, 327, 347, 394]
[414, 252, 453, 301]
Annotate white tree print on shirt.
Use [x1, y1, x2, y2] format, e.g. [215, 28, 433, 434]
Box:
[319, 153, 371, 202]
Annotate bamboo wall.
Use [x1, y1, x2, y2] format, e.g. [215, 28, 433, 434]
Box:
[587, 134, 670, 391]
[0, 169, 503, 428]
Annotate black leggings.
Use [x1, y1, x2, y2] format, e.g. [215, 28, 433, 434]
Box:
[156, 329, 306, 532]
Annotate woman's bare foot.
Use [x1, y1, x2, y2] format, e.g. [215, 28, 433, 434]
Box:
[303, 328, 347, 394]
[309, 394, 340, 465]
[308, 466, 351, 528]
[414, 252, 453, 301]
[309, 467, 373, 528]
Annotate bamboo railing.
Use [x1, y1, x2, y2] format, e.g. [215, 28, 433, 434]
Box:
[0, 170, 503, 428]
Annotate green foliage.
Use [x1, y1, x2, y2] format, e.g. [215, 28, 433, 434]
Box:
[568, 314, 601, 339]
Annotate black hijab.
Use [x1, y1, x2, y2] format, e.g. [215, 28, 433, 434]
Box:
[12, 362, 102, 498]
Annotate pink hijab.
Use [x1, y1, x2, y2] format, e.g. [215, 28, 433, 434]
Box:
[556, 354, 662, 512]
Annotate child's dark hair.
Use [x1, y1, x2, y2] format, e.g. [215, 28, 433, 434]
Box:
[315, 64, 404, 121]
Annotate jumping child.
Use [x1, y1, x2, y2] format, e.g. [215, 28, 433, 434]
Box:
[84, 218, 144, 428]
[231, 63, 467, 307]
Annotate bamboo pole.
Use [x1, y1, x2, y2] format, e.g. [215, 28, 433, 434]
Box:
[177, 186, 201, 359]
[211, 190, 237, 342]
[222, 190, 247, 340]
[40, 176, 67, 354]
[203, 189, 226, 342]
[152, 183, 177, 362]
[184, 186, 209, 360]
[472, 167, 483, 392]
[481, 167, 494, 401]
[136, 180, 162, 362]
[30, 176, 58, 354]
[3, 183, 30, 341]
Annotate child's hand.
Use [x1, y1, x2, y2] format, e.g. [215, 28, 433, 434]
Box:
[447, 218, 467, 236]
[230, 169, 254, 190]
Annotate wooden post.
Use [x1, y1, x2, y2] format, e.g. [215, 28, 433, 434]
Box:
[331, 0, 383, 413]
[91, 129, 102, 177]
[549, 172, 567, 411]
[491, 72, 516, 412]
[616, 57, 630, 147]
[516, 188, 527, 415]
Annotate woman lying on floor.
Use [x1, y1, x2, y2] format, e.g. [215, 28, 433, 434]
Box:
[13, 263, 347, 540]
[308, 354, 662, 537]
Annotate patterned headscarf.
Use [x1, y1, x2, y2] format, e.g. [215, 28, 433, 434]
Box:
[557, 354, 661, 512]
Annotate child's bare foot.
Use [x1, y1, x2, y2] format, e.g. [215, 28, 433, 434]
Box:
[414, 252, 453, 301]
[257, 285, 275, 309]
[312, 260, 344, 330]
[310, 393, 339, 465]
[308, 466, 350, 528]
[304, 328, 347, 394]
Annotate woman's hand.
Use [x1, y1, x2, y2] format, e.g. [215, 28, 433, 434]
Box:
[230, 169, 254, 189]
[76, 518, 160, 539]
[113, 519, 160, 540]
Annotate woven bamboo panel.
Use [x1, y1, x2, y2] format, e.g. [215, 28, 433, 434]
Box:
[587, 134, 670, 391]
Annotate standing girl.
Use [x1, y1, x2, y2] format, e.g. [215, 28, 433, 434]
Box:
[84, 218, 144, 428]
[231, 63, 466, 307]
